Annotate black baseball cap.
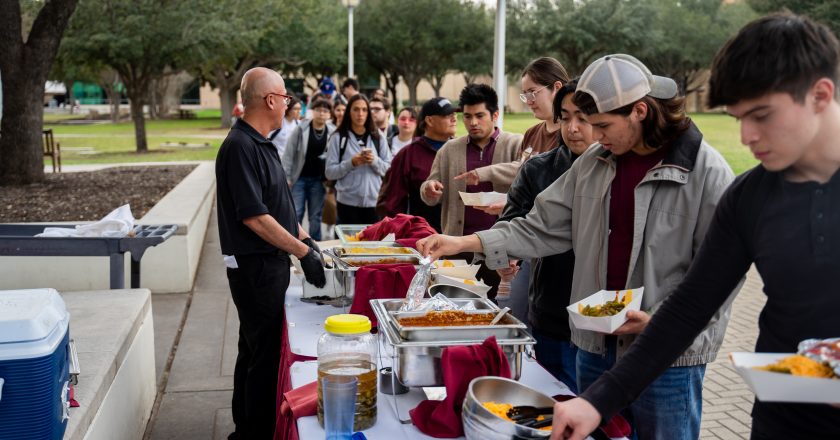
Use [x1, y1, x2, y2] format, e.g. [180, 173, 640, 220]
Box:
[420, 97, 457, 118]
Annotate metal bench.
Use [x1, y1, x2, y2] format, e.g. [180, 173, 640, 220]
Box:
[0, 224, 177, 289]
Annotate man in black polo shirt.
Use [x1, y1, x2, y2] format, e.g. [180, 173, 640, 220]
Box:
[216, 67, 325, 440]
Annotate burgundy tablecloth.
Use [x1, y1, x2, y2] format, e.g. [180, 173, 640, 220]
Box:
[274, 311, 317, 440]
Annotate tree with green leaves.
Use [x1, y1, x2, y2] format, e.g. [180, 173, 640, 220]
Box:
[639, 0, 757, 95]
[61, 0, 228, 152]
[356, 0, 490, 106]
[0, 0, 79, 185]
[748, 0, 839, 37]
[506, 0, 656, 77]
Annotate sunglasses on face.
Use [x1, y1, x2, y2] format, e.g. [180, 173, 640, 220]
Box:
[398, 116, 416, 122]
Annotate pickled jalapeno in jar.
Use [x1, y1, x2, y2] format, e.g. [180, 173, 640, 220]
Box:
[317, 314, 378, 431]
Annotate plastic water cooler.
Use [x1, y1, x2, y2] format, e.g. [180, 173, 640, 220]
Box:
[0, 288, 71, 439]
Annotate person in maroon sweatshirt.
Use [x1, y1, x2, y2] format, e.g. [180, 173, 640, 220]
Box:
[376, 97, 457, 232]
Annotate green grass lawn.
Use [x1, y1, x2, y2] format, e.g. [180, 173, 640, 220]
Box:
[45, 110, 757, 174]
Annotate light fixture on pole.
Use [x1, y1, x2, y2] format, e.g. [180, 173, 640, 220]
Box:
[341, 0, 361, 79]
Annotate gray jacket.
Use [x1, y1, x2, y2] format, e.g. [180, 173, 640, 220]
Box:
[325, 131, 392, 208]
[476, 123, 739, 366]
[282, 119, 336, 184]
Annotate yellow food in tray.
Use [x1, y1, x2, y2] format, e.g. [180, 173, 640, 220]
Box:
[344, 232, 363, 242]
[481, 402, 551, 431]
[343, 247, 413, 255]
[578, 290, 633, 317]
[755, 355, 836, 378]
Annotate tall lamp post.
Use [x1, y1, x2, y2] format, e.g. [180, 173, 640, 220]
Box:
[342, 0, 361, 79]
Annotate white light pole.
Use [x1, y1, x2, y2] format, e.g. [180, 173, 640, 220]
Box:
[342, 0, 361, 79]
[492, 0, 507, 128]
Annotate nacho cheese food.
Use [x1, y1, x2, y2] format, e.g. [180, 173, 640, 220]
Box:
[481, 401, 551, 431]
[756, 338, 840, 379]
[578, 290, 633, 317]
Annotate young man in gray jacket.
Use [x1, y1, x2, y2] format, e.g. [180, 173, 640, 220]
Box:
[418, 55, 737, 440]
[282, 99, 336, 240]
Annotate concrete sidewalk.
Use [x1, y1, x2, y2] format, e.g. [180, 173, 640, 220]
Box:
[144, 206, 764, 439]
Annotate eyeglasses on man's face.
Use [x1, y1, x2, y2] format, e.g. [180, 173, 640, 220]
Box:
[264, 92, 294, 106]
[369, 106, 385, 113]
[519, 84, 548, 103]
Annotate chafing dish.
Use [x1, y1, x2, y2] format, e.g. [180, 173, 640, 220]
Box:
[371, 298, 528, 342]
[330, 246, 420, 257]
[320, 248, 424, 299]
[371, 298, 536, 387]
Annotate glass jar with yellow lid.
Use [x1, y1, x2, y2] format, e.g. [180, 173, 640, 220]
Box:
[317, 314, 377, 430]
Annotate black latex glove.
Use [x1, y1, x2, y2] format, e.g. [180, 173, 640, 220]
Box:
[302, 237, 322, 260]
[300, 248, 326, 288]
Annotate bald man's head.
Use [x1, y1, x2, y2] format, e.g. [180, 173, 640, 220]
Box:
[241, 67, 285, 107]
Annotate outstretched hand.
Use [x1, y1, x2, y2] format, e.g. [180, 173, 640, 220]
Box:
[416, 234, 464, 261]
[454, 169, 480, 186]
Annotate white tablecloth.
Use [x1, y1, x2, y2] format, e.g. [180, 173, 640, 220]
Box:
[285, 276, 581, 439]
[292, 358, 574, 439]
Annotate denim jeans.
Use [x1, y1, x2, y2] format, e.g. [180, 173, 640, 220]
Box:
[577, 340, 705, 440]
[291, 176, 326, 240]
[532, 328, 578, 394]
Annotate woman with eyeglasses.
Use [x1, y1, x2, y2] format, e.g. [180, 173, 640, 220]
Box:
[466, 57, 571, 333]
[390, 107, 418, 154]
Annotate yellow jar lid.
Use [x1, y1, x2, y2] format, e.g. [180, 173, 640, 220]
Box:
[324, 314, 372, 334]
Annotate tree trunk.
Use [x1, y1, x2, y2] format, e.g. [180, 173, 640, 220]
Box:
[0, 0, 80, 185]
[128, 92, 148, 153]
[429, 75, 444, 96]
[98, 69, 121, 122]
[147, 82, 159, 120]
[383, 72, 399, 110]
[0, 77, 46, 185]
[219, 85, 237, 129]
[64, 78, 75, 111]
[405, 75, 421, 107]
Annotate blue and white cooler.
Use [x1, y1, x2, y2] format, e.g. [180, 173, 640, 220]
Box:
[0, 288, 71, 440]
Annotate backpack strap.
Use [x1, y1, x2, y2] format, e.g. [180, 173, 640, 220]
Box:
[338, 135, 349, 162]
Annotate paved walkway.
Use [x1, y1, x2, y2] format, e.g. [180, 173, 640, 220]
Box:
[144, 208, 766, 439]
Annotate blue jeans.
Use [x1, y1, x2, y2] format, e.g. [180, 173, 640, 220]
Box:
[532, 328, 578, 394]
[291, 176, 326, 240]
[577, 341, 705, 440]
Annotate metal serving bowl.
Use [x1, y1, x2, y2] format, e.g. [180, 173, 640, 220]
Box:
[427, 283, 482, 299]
[462, 376, 555, 439]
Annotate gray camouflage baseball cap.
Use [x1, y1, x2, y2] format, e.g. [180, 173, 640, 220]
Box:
[577, 54, 678, 113]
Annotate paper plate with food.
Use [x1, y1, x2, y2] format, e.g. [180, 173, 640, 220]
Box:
[730, 338, 840, 404]
[566, 288, 644, 334]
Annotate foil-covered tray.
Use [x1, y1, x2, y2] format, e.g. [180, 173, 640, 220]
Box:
[372, 298, 535, 387]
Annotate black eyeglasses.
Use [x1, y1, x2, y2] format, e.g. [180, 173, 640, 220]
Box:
[263, 92, 293, 106]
